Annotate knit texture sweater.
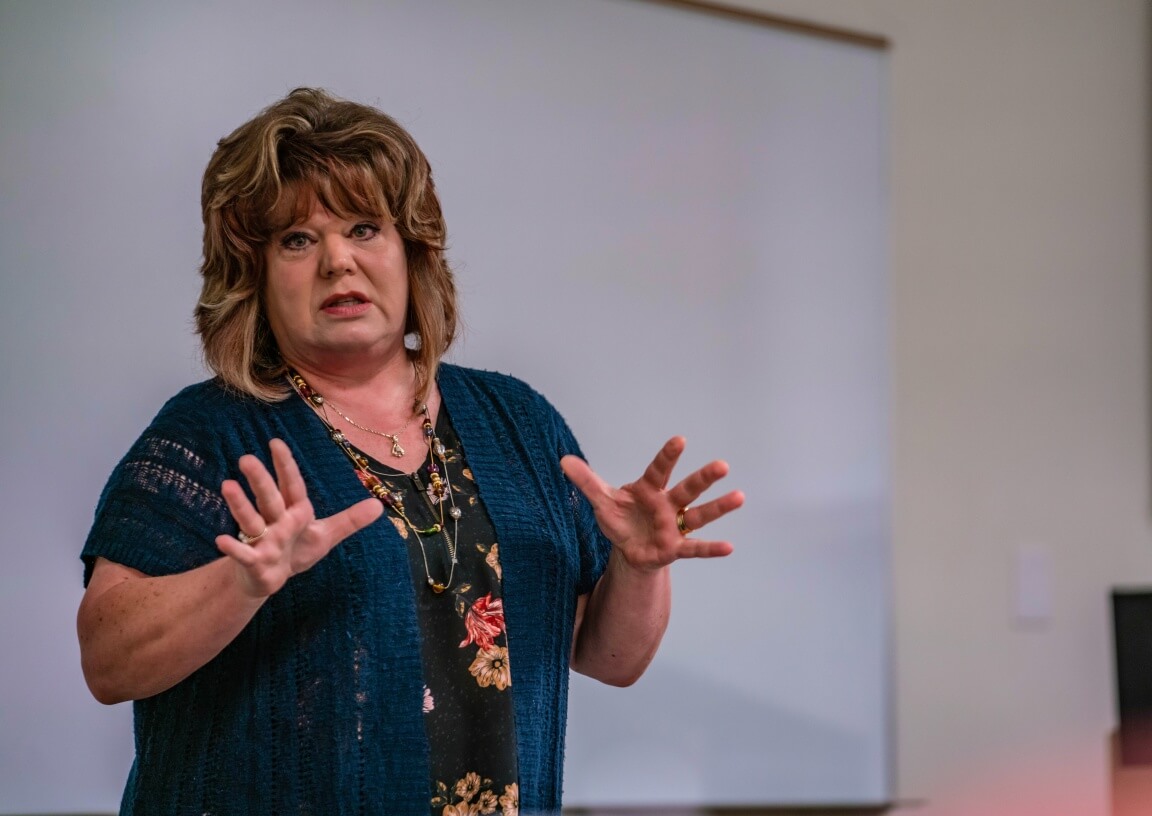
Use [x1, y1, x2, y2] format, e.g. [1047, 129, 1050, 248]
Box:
[82, 364, 612, 816]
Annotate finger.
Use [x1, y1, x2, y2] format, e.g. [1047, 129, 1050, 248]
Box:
[679, 489, 745, 532]
[219, 478, 269, 542]
[238, 452, 288, 520]
[315, 497, 385, 546]
[560, 455, 613, 505]
[268, 439, 308, 507]
[215, 533, 261, 566]
[667, 459, 732, 509]
[675, 538, 735, 559]
[638, 436, 686, 490]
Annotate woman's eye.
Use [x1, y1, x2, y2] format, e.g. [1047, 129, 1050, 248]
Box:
[280, 232, 311, 251]
[351, 222, 381, 240]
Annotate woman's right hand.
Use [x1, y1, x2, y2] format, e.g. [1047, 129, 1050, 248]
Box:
[216, 438, 384, 598]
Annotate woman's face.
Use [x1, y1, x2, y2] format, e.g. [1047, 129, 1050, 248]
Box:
[263, 194, 409, 371]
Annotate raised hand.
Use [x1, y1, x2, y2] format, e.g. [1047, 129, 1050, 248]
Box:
[560, 436, 744, 572]
[215, 438, 384, 597]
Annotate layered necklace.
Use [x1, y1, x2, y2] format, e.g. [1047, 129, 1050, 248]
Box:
[287, 369, 463, 593]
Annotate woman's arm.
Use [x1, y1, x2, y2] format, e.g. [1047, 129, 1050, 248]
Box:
[78, 557, 268, 704]
[568, 557, 671, 687]
[77, 439, 383, 704]
[563, 436, 743, 686]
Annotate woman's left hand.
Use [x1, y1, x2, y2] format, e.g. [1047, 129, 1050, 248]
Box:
[561, 436, 744, 572]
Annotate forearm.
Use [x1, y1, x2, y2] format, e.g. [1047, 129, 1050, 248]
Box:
[570, 549, 671, 687]
[77, 557, 267, 704]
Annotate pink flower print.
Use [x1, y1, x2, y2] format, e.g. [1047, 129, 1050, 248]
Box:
[459, 593, 505, 651]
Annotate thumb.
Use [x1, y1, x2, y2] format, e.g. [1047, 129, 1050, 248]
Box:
[323, 496, 385, 544]
[347, 496, 386, 529]
[561, 454, 611, 504]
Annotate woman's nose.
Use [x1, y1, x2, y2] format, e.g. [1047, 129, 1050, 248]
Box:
[321, 236, 354, 278]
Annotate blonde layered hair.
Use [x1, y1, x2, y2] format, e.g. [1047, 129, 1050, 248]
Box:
[195, 88, 457, 402]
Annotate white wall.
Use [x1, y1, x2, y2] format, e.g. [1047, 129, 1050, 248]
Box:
[3, 0, 1146, 812]
[728, 1, 1152, 812]
[0, 1, 889, 811]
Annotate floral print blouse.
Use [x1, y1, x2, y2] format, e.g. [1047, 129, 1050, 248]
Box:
[363, 405, 519, 816]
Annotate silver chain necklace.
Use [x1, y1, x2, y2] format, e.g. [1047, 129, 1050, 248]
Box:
[324, 399, 414, 458]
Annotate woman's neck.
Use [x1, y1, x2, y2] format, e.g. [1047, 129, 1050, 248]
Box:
[285, 348, 415, 404]
[284, 351, 442, 473]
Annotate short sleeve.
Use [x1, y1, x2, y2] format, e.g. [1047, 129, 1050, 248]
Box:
[82, 424, 233, 586]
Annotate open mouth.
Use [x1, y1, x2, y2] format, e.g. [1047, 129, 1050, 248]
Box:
[321, 293, 368, 309]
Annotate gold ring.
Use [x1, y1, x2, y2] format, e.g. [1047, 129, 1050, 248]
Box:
[676, 508, 693, 536]
[238, 525, 267, 544]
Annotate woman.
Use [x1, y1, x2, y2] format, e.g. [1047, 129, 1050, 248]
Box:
[78, 88, 742, 816]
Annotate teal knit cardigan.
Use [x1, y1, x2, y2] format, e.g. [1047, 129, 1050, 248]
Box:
[82, 364, 612, 816]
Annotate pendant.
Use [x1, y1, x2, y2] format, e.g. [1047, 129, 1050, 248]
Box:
[428, 578, 447, 593]
[389, 435, 405, 458]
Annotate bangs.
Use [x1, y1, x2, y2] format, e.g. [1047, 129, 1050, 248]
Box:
[262, 159, 394, 236]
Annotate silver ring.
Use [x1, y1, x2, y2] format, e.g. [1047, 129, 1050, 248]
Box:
[238, 525, 267, 544]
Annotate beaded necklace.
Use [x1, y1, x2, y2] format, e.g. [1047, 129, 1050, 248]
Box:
[287, 370, 462, 593]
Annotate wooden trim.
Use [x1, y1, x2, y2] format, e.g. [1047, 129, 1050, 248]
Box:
[627, 0, 890, 50]
[564, 808, 892, 815]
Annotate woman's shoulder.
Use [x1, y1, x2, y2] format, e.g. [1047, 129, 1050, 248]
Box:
[438, 362, 547, 403]
[136, 378, 288, 457]
[84, 379, 262, 581]
[163, 376, 256, 408]
[152, 378, 273, 424]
